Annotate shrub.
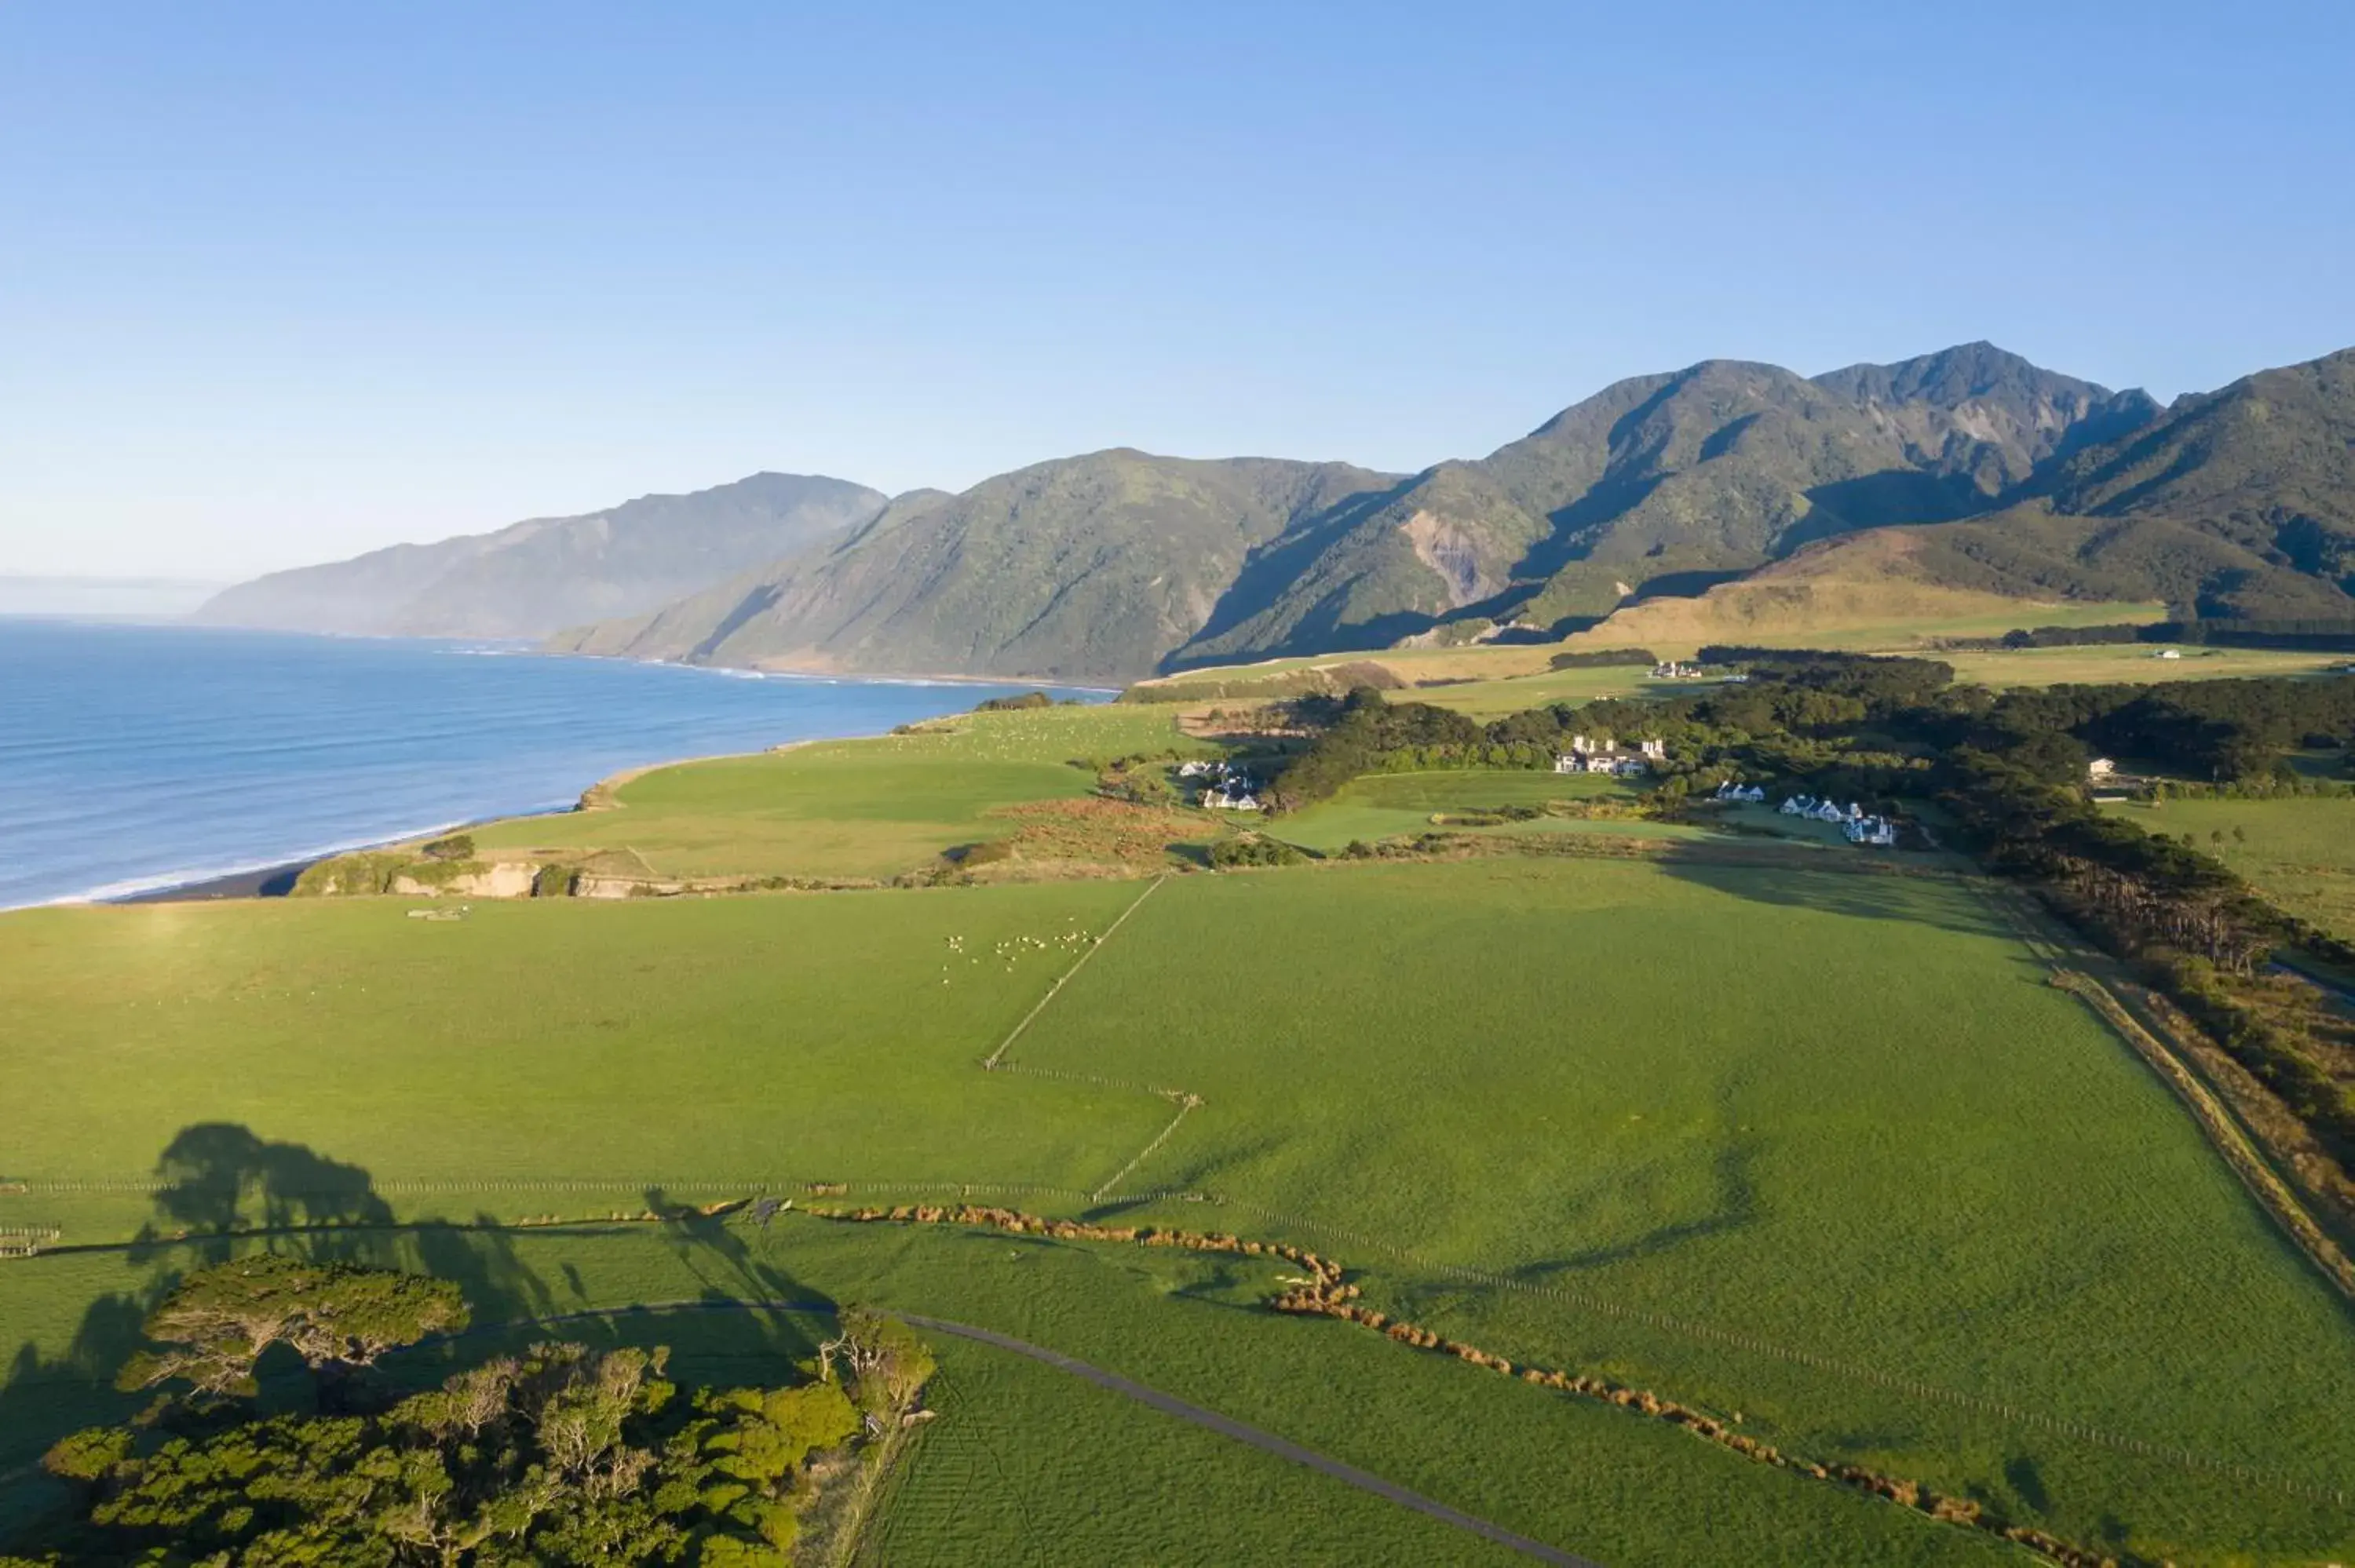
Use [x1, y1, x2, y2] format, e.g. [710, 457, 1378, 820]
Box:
[1210, 837, 1308, 869]
[419, 833, 476, 862]
[1548, 647, 1659, 669]
[973, 691, 1054, 712]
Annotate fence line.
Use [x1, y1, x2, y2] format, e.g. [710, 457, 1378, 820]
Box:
[980, 873, 1164, 1069]
[1093, 1096, 1202, 1202]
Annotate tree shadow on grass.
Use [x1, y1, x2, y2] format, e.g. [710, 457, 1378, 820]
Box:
[8, 1126, 635, 1507]
[118, 1123, 562, 1326]
[2, 1131, 867, 1547]
[1651, 844, 2021, 946]
[1501, 1071, 1769, 1289]
[1506, 1129, 1765, 1285]
[642, 1186, 836, 1318]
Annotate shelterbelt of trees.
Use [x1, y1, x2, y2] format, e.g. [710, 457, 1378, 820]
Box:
[1258, 654, 2355, 1188]
[8, 1258, 933, 1568]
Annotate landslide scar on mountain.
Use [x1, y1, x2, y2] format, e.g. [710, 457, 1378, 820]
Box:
[1401, 511, 1493, 607]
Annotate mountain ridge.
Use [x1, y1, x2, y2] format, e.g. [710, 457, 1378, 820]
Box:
[200, 341, 2355, 680]
[192, 472, 890, 640]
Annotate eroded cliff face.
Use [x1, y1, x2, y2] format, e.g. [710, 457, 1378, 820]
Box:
[388, 862, 539, 899]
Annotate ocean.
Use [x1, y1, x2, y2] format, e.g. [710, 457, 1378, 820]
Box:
[0, 618, 1092, 910]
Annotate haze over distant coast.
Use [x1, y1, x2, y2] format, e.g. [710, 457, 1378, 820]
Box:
[0, 575, 224, 619]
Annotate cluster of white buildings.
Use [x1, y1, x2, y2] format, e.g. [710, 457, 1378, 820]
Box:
[1181, 758, 1262, 810]
[1711, 779, 1766, 803]
[1554, 734, 1667, 777]
[1647, 661, 1706, 680]
[1778, 794, 1897, 846]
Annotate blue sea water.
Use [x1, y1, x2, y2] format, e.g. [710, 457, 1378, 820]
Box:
[0, 618, 1092, 910]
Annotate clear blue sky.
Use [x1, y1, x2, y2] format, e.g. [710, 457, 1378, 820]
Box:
[2, 2, 2350, 579]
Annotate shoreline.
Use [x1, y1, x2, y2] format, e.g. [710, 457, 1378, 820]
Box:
[118, 738, 828, 906]
[107, 804, 582, 906]
[548, 644, 1123, 695]
[87, 715, 1064, 910]
[9, 638, 1117, 913]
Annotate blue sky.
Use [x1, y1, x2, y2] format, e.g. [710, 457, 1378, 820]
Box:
[2, 2, 2350, 578]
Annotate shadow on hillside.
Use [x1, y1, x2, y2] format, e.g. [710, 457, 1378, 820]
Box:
[1166, 482, 1415, 669]
[1649, 842, 2017, 944]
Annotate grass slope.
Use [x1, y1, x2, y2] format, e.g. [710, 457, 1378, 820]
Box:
[463, 703, 1203, 881]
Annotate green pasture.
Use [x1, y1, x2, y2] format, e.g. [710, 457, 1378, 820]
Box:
[1410, 665, 1712, 717]
[1784, 601, 2169, 653]
[461, 702, 1203, 881]
[2101, 793, 2355, 943]
[5, 856, 2353, 1561]
[0, 882, 1169, 1197]
[999, 859, 2355, 1561]
[1272, 769, 1703, 852]
[863, 1330, 1528, 1567]
[1938, 643, 2350, 690]
[1, 1220, 2015, 1567]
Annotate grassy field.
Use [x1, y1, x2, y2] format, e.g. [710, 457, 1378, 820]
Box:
[976, 860, 2355, 1560]
[1937, 644, 2352, 690]
[2101, 793, 2355, 943]
[1137, 600, 2172, 701]
[1272, 769, 1704, 852]
[1406, 665, 1720, 717]
[857, 1329, 1535, 1567]
[458, 702, 1210, 881]
[1392, 641, 2350, 720]
[0, 1220, 2020, 1567]
[5, 851, 2352, 1563]
[0, 883, 1172, 1201]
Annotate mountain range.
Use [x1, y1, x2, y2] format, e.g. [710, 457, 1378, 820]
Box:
[197, 343, 2355, 678]
[190, 472, 889, 639]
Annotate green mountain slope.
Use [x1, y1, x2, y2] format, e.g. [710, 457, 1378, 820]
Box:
[1173, 343, 2157, 658]
[192, 472, 889, 639]
[1785, 348, 2355, 622]
[551, 452, 1401, 681]
[546, 342, 2355, 681]
[2032, 347, 2355, 615]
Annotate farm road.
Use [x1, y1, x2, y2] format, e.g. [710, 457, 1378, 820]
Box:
[451, 1297, 1602, 1565]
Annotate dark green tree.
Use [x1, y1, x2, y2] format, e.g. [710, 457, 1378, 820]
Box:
[117, 1255, 468, 1401]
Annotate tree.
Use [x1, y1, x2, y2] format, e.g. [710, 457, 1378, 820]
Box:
[47, 1338, 865, 1566]
[118, 1254, 468, 1401]
[819, 1308, 937, 1420]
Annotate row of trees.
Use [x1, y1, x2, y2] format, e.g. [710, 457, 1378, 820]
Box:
[15, 1259, 934, 1567]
